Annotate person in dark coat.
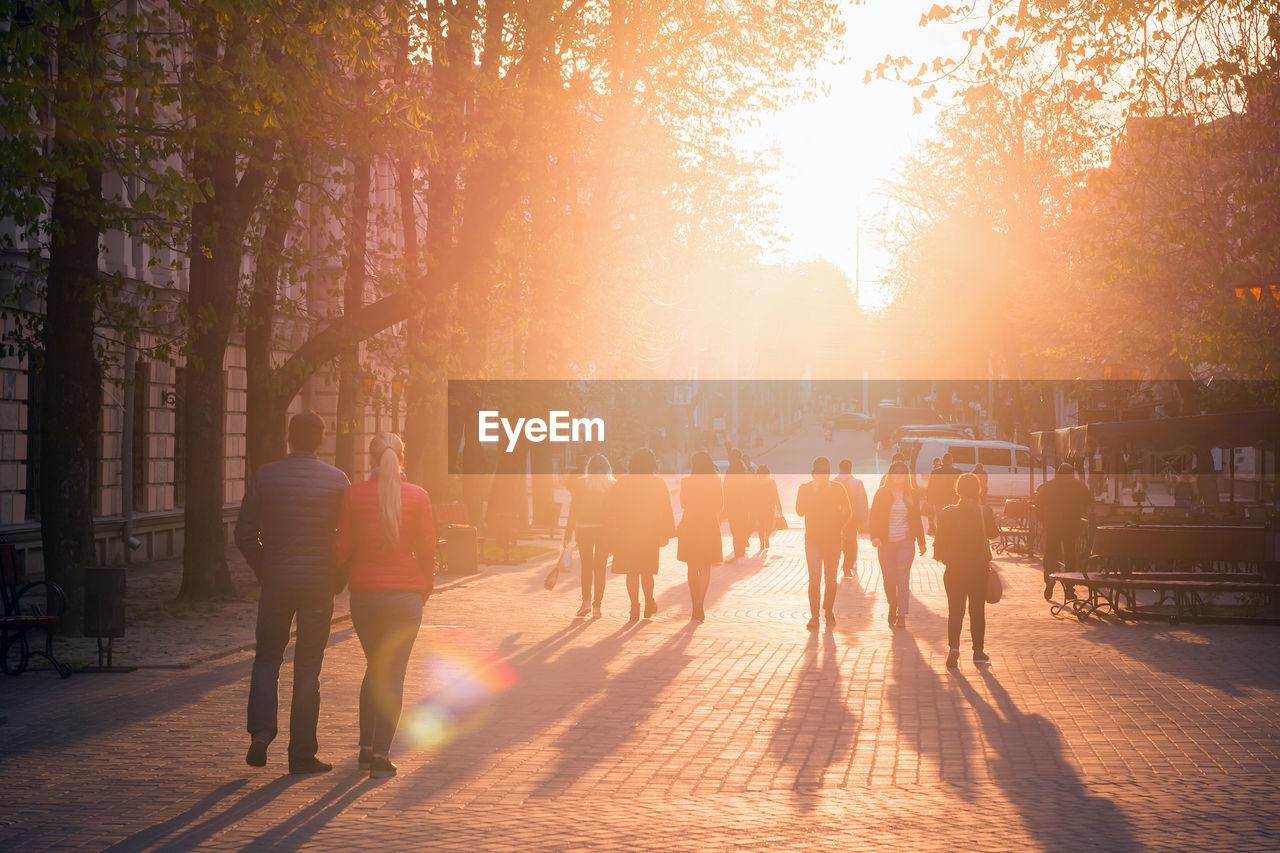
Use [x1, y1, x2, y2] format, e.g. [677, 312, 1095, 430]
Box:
[753, 465, 783, 550]
[796, 456, 851, 629]
[926, 452, 960, 534]
[235, 410, 350, 774]
[934, 473, 993, 668]
[869, 461, 927, 629]
[607, 448, 676, 622]
[677, 452, 723, 621]
[564, 454, 614, 618]
[723, 457, 754, 561]
[1033, 463, 1093, 600]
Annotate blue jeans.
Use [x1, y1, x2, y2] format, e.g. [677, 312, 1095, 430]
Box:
[247, 583, 334, 760]
[351, 590, 424, 756]
[877, 538, 916, 616]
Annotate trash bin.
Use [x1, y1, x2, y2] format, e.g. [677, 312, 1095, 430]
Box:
[446, 524, 478, 576]
[83, 565, 126, 668]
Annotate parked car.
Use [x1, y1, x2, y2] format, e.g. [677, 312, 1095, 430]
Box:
[834, 412, 872, 431]
[910, 439, 1033, 499]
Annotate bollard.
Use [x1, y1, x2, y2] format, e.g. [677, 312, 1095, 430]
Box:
[83, 566, 126, 669]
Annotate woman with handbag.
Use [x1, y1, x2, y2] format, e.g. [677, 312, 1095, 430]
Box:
[607, 448, 677, 622]
[868, 461, 926, 629]
[564, 454, 614, 617]
[333, 433, 435, 779]
[933, 472, 994, 668]
[677, 452, 723, 621]
[753, 465, 783, 551]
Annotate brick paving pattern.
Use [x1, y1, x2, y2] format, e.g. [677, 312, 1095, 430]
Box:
[2, 430, 1278, 851]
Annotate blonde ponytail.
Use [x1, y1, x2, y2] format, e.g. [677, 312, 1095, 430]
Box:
[370, 433, 404, 550]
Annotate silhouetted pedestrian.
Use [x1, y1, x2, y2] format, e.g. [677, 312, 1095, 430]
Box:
[236, 411, 350, 774]
[869, 461, 926, 629]
[1034, 463, 1093, 601]
[564, 454, 614, 618]
[796, 456, 851, 630]
[927, 452, 960, 534]
[834, 459, 869, 578]
[753, 465, 783, 550]
[677, 452, 723, 621]
[723, 457, 754, 561]
[607, 448, 676, 622]
[334, 433, 436, 779]
[934, 473, 993, 667]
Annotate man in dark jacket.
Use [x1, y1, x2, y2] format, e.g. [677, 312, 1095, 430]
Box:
[236, 411, 350, 773]
[796, 456, 851, 629]
[1034, 463, 1093, 601]
[926, 453, 960, 534]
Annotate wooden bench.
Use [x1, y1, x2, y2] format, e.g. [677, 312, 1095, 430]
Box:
[1, 543, 73, 677]
[1049, 524, 1280, 624]
[1050, 571, 1280, 624]
[993, 499, 1037, 556]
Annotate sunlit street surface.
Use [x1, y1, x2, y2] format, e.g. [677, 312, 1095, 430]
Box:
[3, 427, 1277, 851]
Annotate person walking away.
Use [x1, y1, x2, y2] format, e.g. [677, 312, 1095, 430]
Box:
[236, 411, 350, 774]
[607, 448, 677, 622]
[927, 452, 961, 535]
[677, 452, 723, 621]
[923, 457, 944, 533]
[723, 457, 754, 561]
[834, 459, 869, 578]
[753, 465, 783, 550]
[333, 433, 436, 779]
[934, 473, 993, 667]
[869, 461, 927, 629]
[1033, 463, 1093, 601]
[971, 461, 989, 498]
[795, 456, 851, 630]
[564, 454, 614, 617]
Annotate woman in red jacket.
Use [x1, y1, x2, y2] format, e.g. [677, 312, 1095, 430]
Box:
[334, 433, 435, 779]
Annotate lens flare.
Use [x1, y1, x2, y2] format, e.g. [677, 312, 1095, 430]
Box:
[402, 628, 518, 750]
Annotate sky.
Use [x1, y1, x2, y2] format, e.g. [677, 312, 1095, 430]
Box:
[744, 1, 975, 310]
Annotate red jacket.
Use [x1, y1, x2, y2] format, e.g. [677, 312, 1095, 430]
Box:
[334, 477, 436, 596]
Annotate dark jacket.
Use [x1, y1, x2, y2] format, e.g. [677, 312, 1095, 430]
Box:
[677, 474, 723, 565]
[868, 487, 926, 549]
[927, 463, 961, 511]
[1033, 474, 1093, 530]
[933, 500, 992, 586]
[606, 474, 676, 575]
[234, 451, 350, 590]
[796, 479, 851, 549]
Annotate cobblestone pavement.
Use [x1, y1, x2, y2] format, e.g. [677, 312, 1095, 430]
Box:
[2, 428, 1279, 851]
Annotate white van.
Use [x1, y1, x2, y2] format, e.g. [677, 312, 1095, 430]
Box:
[911, 439, 1033, 499]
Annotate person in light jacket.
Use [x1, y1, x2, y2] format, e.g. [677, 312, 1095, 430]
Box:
[334, 433, 436, 780]
[869, 461, 927, 629]
[934, 473, 993, 668]
[236, 411, 350, 774]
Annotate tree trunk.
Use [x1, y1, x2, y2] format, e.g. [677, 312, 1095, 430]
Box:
[245, 152, 303, 475]
[40, 0, 105, 633]
[335, 156, 370, 478]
